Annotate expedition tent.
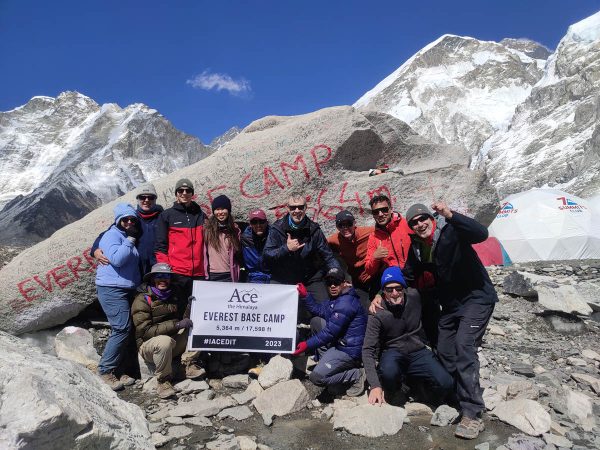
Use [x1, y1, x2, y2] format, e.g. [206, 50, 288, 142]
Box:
[488, 189, 600, 262]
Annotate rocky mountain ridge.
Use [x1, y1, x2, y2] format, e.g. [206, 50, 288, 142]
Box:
[0, 91, 211, 245]
[356, 11, 600, 198]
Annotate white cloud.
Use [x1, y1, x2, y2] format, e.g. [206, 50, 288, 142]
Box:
[186, 70, 251, 96]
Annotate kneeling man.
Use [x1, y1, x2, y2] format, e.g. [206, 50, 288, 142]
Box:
[362, 266, 452, 406]
[132, 263, 205, 398]
[294, 268, 367, 396]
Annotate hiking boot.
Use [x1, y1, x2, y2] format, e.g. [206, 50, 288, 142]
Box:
[185, 361, 206, 380]
[100, 372, 124, 391]
[346, 368, 366, 397]
[119, 374, 136, 386]
[248, 363, 264, 379]
[455, 416, 485, 439]
[157, 378, 176, 399]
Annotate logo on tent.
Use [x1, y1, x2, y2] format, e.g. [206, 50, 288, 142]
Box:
[496, 202, 518, 218]
[556, 197, 587, 212]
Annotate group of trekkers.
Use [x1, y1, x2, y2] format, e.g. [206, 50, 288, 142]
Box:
[92, 177, 497, 440]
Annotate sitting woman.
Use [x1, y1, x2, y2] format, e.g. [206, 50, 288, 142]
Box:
[203, 195, 242, 282]
[132, 263, 205, 399]
[95, 203, 142, 391]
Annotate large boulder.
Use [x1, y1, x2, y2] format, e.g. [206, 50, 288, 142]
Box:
[0, 332, 152, 449]
[0, 106, 498, 334]
[252, 379, 310, 423]
[492, 398, 551, 436]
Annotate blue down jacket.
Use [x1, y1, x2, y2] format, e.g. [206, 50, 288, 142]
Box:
[241, 225, 271, 283]
[304, 288, 367, 360]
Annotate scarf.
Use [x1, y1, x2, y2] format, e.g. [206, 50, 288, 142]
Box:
[288, 215, 308, 230]
[136, 205, 161, 221]
[150, 286, 172, 302]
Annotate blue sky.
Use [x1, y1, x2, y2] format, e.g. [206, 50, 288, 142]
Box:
[1, 1, 598, 144]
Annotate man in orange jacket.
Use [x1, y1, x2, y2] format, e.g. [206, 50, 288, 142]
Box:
[364, 194, 412, 293]
[327, 210, 374, 309]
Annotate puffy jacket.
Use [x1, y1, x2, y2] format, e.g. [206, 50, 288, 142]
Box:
[91, 205, 163, 278]
[95, 225, 141, 288]
[403, 212, 498, 311]
[203, 224, 242, 282]
[303, 288, 367, 360]
[365, 212, 412, 276]
[131, 287, 190, 349]
[155, 201, 206, 277]
[241, 225, 271, 283]
[263, 214, 341, 284]
[362, 287, 424, 389]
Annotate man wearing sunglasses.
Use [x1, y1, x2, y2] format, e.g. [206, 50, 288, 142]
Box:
[362, 266, 452, 408]
[403, 202, 497, 440]
[293, 267, 367, 397]
[155, 178, 207, 300]
[263, 193, 341, 313]
[364, 194, 412, 292]
[327, 210, 374, 310]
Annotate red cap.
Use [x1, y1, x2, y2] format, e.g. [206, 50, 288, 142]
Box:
[248, 209, 267, 221]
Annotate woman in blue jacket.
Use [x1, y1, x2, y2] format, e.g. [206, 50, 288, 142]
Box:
[96, 203, 141, 391]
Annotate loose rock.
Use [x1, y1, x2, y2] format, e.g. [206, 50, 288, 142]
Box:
[257, 355, 293, 388]
[54, 326, 100, 369]
[252, 379, 309, 423]
[493, 399, 551, 436]
[430, 405, 459, 426]
[218, 405, 254, 421]
[222, 374, 250, 389]
[333, 403, 406, 437]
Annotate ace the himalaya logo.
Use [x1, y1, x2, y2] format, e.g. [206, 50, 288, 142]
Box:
[496, 202, 518, 218]
[556, 197, 587, 212]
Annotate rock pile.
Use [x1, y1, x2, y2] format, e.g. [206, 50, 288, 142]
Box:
[2, 260, 599, 449]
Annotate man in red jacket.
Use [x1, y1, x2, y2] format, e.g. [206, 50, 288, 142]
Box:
[327, 210, 374, 309]
[155, 178, 207, 300]
[364, 194, 412, 292]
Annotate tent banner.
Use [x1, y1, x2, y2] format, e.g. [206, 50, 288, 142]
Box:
[188, 281, 298, 353]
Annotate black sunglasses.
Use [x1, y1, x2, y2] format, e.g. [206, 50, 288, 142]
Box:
[121, 217, 137, 223]
[337, 221, 354, 228]
[138, 195, 156, 201]
[371, 207, 390, 215]
[176, 188, 193, 194]
[325, 278, 343, 287]
[250, 219, 267, 225]
[288, 204, 306, 211]
[408, 215, 430, 227]
[383, 285, 403, 294]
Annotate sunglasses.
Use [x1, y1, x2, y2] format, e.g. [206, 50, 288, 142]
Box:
[337, 221, 354, 228]
[288, 204, 306, 211]
[250, 219, 267, 225]
[371, 207, 390, 216]
[383, 285, 403, 294]
[153, 273, 171, 280]
[408, 215, 430, 228]
[176, 188, 193, 194]
[138, 195, 156, 201]
[325, 278, 343, 287]
[121, 217, 137, 223]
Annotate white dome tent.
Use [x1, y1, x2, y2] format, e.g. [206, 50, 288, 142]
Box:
[488, 189, 600, 262]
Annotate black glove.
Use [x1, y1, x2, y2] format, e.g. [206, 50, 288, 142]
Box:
[125, 223, 141, 239]
[176, 318, 193, 330]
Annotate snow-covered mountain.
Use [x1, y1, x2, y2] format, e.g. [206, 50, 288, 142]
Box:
[0, 91, 210, 244]
[355, 35, 550, 156]
[480, 12, 600, 198]
[208, 126, 241, 151]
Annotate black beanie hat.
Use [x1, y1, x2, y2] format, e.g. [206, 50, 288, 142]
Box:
[212, 194, 232, 212]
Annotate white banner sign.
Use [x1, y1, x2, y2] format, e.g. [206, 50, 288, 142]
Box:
[188, 281, 298, 353]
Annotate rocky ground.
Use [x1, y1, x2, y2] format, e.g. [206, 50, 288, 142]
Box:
[11, 260, 600, 450]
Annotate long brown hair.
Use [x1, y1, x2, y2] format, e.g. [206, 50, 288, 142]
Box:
[204, 213, 241, 258]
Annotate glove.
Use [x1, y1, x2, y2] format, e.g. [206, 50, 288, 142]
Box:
[297, 283, 308, 298]
[292, 341, 308, 356]
[176, 318, 193, 330]
[125, 223, 141, 239]
[188, 295, 196, 304]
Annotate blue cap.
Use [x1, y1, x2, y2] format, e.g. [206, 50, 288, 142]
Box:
[380, 266, 407, 288]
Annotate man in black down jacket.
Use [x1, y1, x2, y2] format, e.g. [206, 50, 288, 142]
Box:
[403, 201, 498, 440]
[263, 193, 341, 316]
